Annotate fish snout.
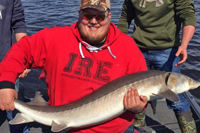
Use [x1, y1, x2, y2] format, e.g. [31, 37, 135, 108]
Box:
[189, 79, 200, 90]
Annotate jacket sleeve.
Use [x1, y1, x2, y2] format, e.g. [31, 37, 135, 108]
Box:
[0, 28, 50, 85]
[175, 0, 196, 28]
[117, 0, 135, 34]
[12, 0, 27, 34]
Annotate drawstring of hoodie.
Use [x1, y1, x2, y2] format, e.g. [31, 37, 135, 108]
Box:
[79, 41, 116, 59]
[79, 42, 85, 58]
[107, 46, 116, 59]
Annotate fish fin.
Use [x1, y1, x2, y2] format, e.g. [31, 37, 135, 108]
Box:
[28, 92, 48, 106]
[152, 87, 180, 102]
[9, 113, 34, 125]
[51, 121, 69, 132]
[149, 100, 157, 115]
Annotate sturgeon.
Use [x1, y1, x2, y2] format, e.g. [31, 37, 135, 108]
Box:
[9, 70, 200, 132]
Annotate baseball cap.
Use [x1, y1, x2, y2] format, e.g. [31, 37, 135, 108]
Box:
[80, 0, 110, 12]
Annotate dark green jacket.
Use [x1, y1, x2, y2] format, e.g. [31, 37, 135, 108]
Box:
[118, 0, 196, 49]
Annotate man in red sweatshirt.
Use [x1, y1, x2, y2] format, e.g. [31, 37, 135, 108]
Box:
[0, 0, 147, 132]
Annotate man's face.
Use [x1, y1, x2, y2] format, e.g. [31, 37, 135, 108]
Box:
[78, 8, 111, 45]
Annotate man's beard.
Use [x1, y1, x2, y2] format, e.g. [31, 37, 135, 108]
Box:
[78, 25, 109, 46]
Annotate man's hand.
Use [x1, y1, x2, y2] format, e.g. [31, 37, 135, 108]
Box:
[123, 88, 147, 114]
[175, 45, 188, 67]
[0, 89, 17, 111]
[19, 69, 31, 78]
[175, 25, 195, 67]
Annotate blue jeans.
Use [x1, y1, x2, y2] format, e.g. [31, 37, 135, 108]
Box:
[7, 79, 30, 133]
[140, 48, 190, 113]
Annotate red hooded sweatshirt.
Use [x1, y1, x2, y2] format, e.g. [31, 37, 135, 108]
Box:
[0, 22, 146, 133]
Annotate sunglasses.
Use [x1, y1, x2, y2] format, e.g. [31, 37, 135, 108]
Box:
[82, 12, 109, 22]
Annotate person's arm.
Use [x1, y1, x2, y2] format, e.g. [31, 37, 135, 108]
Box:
[117, 0, 135, 33]
[12, 0, 27, 41]
[0, 28, 49, 111]
[15, 33, 27, 42]
[123, 37, 148, 113]
[12, 0, 30, 77]
[174, 0, 196, 67]
[175, 26, 195, 67]
[16, 32, 31, 78]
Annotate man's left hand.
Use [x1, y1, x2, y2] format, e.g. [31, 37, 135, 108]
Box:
[123, 88, 147, 114]
[175, 45, 188, 67]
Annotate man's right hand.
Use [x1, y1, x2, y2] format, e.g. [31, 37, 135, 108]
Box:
[0, 89, 17, 111]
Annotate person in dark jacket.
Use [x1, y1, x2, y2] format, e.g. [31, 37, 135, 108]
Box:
[0, 0, 30, 132]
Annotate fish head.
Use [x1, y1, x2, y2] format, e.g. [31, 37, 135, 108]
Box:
[166, 72, 200, 94]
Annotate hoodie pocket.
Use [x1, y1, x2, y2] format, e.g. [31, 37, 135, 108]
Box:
[133, 26, 175, 43]
[158, 27, 175, 42]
